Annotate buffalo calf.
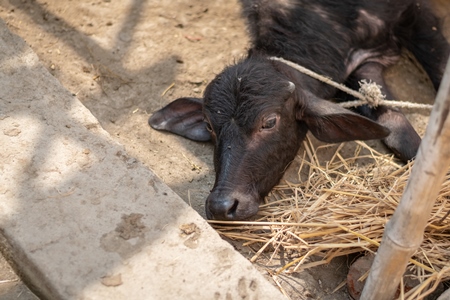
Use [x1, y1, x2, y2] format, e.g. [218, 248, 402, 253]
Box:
[149, 0, 449, 220]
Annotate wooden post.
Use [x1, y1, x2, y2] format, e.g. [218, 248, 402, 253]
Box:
[360, 57, 450, 299]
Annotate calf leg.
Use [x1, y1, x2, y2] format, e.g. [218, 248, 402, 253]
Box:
[347, 62, 421, 162]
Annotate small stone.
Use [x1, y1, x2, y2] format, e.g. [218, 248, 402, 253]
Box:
[188, 78, 204, 84]
[3, 127, 21, 137]
[347, 254, 374, 300]
[101, 274, 122, 287]
[180, 223, 198, 235]
[119, 32, 132, 42]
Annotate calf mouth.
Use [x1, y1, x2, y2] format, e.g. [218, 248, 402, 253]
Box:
[205, 189, 261, 221]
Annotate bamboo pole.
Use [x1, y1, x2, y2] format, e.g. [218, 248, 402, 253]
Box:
[360, 57, 450, 299]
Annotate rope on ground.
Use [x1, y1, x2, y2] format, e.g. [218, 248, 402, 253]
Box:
[269, 56, 433, 110]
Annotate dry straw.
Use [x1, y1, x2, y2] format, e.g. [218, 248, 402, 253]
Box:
[209, 137, 450, 299]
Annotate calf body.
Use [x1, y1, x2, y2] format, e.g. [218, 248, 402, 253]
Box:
[149, 0, 449, 220]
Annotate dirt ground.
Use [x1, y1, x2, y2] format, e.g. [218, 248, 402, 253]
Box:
[0, 0, 449, 299]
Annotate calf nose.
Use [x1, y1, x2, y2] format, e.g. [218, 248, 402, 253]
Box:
[205, 190, 260, 220]
[205, 193, 239, 220]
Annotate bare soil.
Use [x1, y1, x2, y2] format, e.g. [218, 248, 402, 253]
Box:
[0, 0, 449, 299]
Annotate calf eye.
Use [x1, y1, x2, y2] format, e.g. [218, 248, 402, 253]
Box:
[205, 121, 213, 132]
[261, 114, 277, 130]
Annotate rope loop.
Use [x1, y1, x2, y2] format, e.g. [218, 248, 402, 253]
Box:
[269, 56, 433, 111]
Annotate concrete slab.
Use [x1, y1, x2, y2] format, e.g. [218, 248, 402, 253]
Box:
[0, 19, 284, 300]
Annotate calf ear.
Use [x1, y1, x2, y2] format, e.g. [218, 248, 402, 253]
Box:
[300, 98, 390, 143]
[148, 97, 211, 142]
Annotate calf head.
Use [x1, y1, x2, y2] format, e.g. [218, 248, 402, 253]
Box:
[149, 57, 390, 220]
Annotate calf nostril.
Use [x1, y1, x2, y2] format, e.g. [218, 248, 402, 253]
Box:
[206, 190, 261, 220]
[206, 193, 241, 220]
[226, 199, 239, 218]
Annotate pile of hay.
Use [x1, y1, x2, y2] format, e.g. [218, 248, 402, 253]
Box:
[209, 138, 450, 299]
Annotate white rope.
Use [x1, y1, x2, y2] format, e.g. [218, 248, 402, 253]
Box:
[269, 56, 433, 110]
